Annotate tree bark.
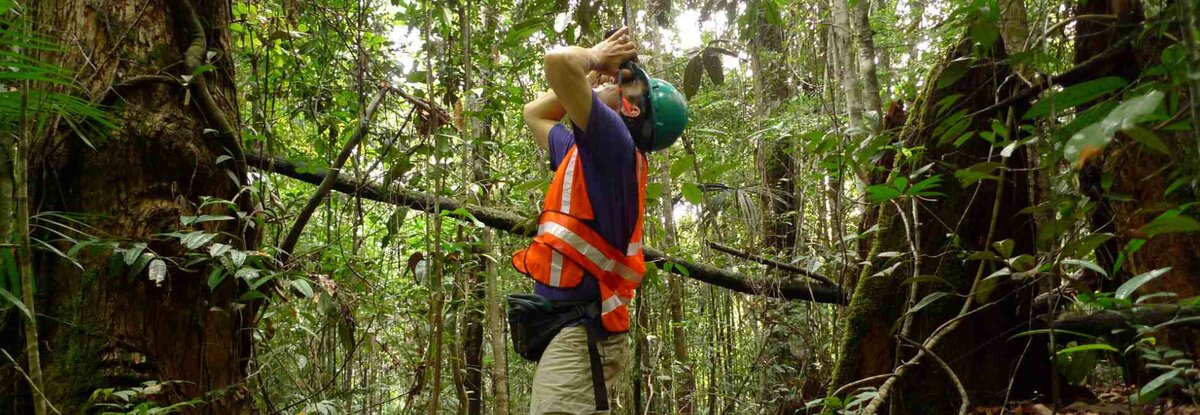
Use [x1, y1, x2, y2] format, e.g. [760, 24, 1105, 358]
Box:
[479, 7, 509, 415]
[832, 0, 865, 133]
[459, 4, 484, 414]
[829, 35, 1050, 412]
[0, 1, 255, 413]
[852, 0, 885, 132]
[657, 153, 695, 415]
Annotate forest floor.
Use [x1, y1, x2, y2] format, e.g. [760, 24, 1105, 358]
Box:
[975, 385, 1200, 414]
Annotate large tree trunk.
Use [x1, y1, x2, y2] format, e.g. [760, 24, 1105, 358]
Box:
[829, 35, 1051, 412]
[0, 1, 253, 414]
[1077, 0, 1200, 373]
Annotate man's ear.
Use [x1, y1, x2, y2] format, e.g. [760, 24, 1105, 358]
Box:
[620, 97, 642, 117]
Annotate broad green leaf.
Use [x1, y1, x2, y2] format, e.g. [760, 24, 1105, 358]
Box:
[681, 183, 703, 204]
[1062, 258, 1108, 277]
[207, 268, 225, 291]
[1135, 368, 1183, 404]
[1139, 213, 1200, 238]
[1115, 267, 1172, 299]
[645, 182, 662, 201]
[866, 184, 902, 203]
[1024, 77, 1127, 119]
[905, 292, 950, 316]
[1066, 232, 1114, 258]
[1064, 90, 1164, 167]
[503, 17, 548, 45]
[1124, 127, 1170, 154]
[1056, 343, 1118, 355]
[992, 239, 1014, 258]
[292, 279, 314, 298]
[937, 58, 972, 89]
[1006, 254, 1035, 272]
[670, 155, 695, 179]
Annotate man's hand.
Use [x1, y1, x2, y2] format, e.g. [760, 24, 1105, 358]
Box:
[589, 27, 637, 77]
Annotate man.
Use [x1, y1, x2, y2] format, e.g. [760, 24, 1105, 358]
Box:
[511, 27, 688, 414]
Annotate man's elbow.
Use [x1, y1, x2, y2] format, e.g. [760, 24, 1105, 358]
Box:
[522, 102, 538, 123]
[543, 48, 569, 71]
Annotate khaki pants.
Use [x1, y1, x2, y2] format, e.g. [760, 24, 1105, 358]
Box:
[530, 325, 629, 415]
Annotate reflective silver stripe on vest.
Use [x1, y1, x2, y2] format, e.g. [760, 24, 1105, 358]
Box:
[538, 222, 642, 285]
[625, 241, 641, 256]
[560, 148, 578, 214]
[549, 251, 564, 286]
[601, 294, 624, 314]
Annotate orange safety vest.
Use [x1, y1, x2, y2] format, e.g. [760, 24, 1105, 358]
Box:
[512, 145, 648, 333]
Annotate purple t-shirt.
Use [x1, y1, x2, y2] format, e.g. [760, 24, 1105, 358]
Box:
[535, 93, 639, 305]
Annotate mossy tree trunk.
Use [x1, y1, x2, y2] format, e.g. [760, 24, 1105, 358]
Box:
[0, 1, 254, 413]
[829, 35, 1051, 412]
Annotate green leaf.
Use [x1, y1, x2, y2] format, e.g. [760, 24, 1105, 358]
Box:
[866, 184, 902, 203]
[1124, 127, 1170, 155]
[207, 268, 225, 291]
[1064, 90, 1164, 167]
[670, 155, 695, 179]
[1009, 328, 1102, 342]
[239, 290, 266, 302]
[1062, 258, 1108, 277]
[503, 17, 549, 45]
[1140, 213, 1200, 238]
[937, 58, 972, 89]
[1066, 233, 1114, 258]
[906, 174, 946, 198]
[645, 182, 662, 201]
[1115, 267, 1171, 299]
[905, 292, 950, 316]
[674, 263, 690, 277]
[1007, 254, 1035, 272]
[0, 286, 31, 319]
[180, 215, 235, 225]
[992, 239, 1015, 258]
[1024, 77, 1127, 119]
[681, 183, 703, 204]
[127, 252, 155, 279]
[1056, 343, 1119, 355]
[123, 243, 147, 265]
[1135, 368, 1183, 404]
[292, 279, 314, 298]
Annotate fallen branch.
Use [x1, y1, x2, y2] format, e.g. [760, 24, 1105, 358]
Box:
[276, 86, 390, 261]
[248, 154, 844, 303]
[708, 241, 835, 285]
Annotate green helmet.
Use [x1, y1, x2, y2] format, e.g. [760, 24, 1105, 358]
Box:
[625, 64, 689, 152]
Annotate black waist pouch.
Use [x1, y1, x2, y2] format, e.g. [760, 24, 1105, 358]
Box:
[506, 293, 595, 362]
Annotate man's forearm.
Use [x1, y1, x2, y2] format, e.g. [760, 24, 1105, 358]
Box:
[524, 89, 565, 122]
[545, 46, 599, 83]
